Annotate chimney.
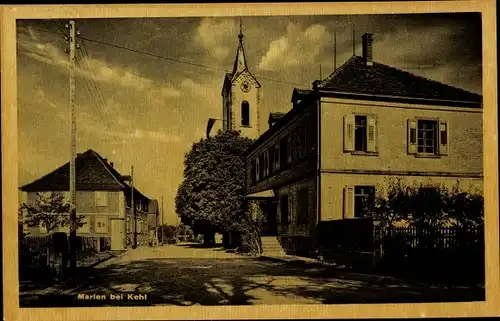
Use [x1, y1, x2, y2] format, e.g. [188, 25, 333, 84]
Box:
[110, 162, 114, 168]
[104, 158, 108, 162]
[362, 33, 373, 66]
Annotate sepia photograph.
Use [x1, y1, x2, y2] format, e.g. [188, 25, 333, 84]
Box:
[1, 1, 499, 320]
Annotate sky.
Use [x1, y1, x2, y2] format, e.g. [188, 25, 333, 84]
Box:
[16, 13, 482, 225]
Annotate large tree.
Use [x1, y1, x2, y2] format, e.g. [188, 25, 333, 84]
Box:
[175, 130, 254, 246]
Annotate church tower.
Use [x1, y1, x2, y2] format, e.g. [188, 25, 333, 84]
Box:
[221, 21, 261, 140]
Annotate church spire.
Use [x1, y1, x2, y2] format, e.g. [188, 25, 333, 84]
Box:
[232, 17, 248, 76]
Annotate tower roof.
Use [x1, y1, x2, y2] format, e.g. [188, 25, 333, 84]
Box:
[231, 20, 248, 76]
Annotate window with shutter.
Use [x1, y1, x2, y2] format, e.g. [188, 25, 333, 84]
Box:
[95, 191, 108, 207]
[354, 186, 375, 218]
[274, 144, 281, 171]
[269, 146, 274, 175]
[95, 217, 108, 233]
[439, 121, 449, 155]
[256, 157, 260, 181]
[287, 136, 292, 164]
[343, 186, 354, 219]
[407, 119, 417, 154]
[39, 221, 47, 234]
[280, 138, 287, 169]
[344, 115, 355, 152]
[366, 116, 377, 152]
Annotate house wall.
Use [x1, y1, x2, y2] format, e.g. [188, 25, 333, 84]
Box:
[320, 172, 484, 222]
[275, 177, 318, 256]
[246, 105, 318, 195]
[23, 190, 121, 236]
[320, 97, 483, 174]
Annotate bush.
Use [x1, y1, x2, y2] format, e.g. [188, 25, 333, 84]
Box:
[371, 178, 484, 229]
[234, 219, 262, 256]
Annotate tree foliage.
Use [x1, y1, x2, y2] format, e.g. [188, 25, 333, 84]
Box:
[368, 177, 484, 229]
[175, 130, 255, 242]
[19, 192, 86, 233]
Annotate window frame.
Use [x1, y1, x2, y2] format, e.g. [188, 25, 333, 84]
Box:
[409, 117, 447, 158]
[416, 118, 439, 155]
[354, 115, 368, 152]
[94, 216, 108, 234]
[241, 100, 250, 127]
[354, 185, 376, 218]
[345, 113, 378, 155]
[95, 191, 108, 207]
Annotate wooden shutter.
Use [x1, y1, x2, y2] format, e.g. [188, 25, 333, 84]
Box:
[439, 121, 449, 155]
[343, 186, 354, 219]
[367, 116, 377, 152]
[256, 158, 260, 181]
[407, 119, 417, 154]
[344, 115, 355, 152]
[288, 194, 293, 222]
[39, 221, 47, 234]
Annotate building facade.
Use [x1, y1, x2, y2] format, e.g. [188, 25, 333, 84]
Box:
[19, 149, 156, 251]
[244, 33, 483, 255]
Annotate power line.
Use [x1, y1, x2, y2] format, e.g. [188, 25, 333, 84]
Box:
[79, 36, 310, 87]
[29, 22, 310, 87]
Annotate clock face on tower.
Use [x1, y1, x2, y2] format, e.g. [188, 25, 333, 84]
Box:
[240, 80, 251, 93]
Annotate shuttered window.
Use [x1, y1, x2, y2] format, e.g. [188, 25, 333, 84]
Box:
[343, 186, 354, 219]
[408, 118, 448, 156]
[344, 115, 377, 153]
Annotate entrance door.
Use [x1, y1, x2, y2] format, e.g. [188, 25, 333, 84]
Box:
[261, 201, 278, 236]
[111, 218, 124, 251]
[267, 202, 278, 236]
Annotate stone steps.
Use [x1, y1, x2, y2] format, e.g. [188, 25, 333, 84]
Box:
[260, 236, 286, 256]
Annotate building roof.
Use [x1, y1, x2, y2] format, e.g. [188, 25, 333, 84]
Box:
[317, 56, 482, 103]
[19, 149, 149, 201]
[268, 112, 286, 123]
[244, 55, 482, 157]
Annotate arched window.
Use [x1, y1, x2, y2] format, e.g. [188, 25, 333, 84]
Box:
[241, 101, 250, 126]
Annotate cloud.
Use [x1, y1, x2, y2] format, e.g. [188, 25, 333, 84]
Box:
[195, 18, 236, 60]
[258, 23, 330, 71]
[104, 128, 180, 143]
[17, 27, 183, 101]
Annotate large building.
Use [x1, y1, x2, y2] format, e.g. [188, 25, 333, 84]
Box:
[19, 149, 157, 250]
[243, 33, 483, 256]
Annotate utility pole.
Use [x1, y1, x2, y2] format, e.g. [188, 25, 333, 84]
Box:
[333, 29, 337, 71]
[131, 165, 137, 248]
[65, 20, 80, 270]
[161, 196, 164, 245]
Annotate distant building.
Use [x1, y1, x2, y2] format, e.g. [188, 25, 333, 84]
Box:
[243, 33, 483, 255]
[19, 149, 157, 250]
